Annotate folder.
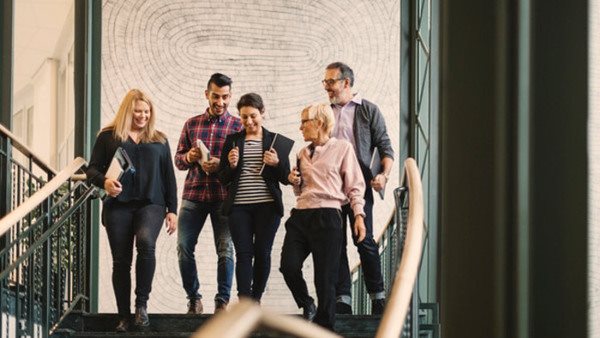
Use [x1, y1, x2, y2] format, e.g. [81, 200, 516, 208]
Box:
[369, 148, 385, 200]
[105, 147, 135, 181]
[259, 133, 295, 175]
[196, 139, 211, 163]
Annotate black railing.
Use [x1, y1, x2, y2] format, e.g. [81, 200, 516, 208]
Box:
[0, 159, 95, 338]
[0, 124, 57, 214]
[350, 187, 406, 316]
[351, 184, 439, 337]
[1, 125, 96, 337]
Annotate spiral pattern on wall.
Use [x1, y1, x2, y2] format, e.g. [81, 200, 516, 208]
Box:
[101, 0, 400, 314]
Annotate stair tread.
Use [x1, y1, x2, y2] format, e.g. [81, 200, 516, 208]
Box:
[53, 312, 382, 337]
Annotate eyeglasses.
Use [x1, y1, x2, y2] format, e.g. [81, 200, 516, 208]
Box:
[301, 118, 314, 125]
[321, 78, 343, 86]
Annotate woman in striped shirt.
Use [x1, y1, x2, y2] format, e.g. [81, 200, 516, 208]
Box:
[218, 93, 291, 302]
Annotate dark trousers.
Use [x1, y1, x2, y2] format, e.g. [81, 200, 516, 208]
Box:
[228, 202, 280, 301]
[336, 188, 385, 300]
[280, 208, 343, 330]
[103, 201, 165, 316]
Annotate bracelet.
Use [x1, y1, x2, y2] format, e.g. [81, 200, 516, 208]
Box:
[381, 173, 389, 182]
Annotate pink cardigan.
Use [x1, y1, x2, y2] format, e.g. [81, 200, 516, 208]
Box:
[294, 137, 366, 217]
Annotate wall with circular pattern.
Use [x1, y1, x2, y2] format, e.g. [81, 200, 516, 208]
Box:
[100, 0, 400, 314]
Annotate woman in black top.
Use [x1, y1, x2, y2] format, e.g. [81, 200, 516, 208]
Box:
[218, 93, 290, 302]
[86, 89, 177, 332]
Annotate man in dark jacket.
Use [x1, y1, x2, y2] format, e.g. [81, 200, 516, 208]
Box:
[323, 62, 395, 315]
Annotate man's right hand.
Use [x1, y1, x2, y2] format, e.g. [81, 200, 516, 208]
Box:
[186, 147, 201, 163]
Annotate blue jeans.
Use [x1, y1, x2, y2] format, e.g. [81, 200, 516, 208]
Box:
[177, 199, 234, 302]
[103, 201, 165, 315]
[228, 202, 281, 301]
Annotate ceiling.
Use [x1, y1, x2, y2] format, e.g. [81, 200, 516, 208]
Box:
[13, 0, 72, 93]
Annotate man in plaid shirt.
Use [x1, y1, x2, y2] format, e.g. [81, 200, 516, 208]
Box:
[174, 73, 242, 314]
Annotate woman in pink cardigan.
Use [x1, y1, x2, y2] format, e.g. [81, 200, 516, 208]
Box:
[279, 103, 366, 332]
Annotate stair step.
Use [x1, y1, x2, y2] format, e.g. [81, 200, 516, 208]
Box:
[52, 312, 381, 338]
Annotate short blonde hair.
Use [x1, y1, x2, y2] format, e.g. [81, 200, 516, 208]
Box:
[102, 89, 166, 143]
[302, 103, 335, 135]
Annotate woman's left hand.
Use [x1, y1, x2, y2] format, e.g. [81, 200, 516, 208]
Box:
[263, 148, 279, 167]
[165, 212, 177, 235]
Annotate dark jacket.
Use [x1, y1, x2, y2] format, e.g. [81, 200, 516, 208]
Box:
[86, 129, 178, 214]
[352, 99, 395, 180]
[218, 127, 290, 216]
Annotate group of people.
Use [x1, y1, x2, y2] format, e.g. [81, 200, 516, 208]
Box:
[86, 62, 394, 333]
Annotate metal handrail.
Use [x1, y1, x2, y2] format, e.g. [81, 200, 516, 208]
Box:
[375, 158, 424, 338]
[0, 123, 57, 176]
[0, 157, 95, 338]
[0, 157, 87, 235]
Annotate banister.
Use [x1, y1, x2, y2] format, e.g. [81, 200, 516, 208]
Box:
[0, 157, 87, 236]
[375, 158, 424, 338]
[191, 299, 341, 338]
[0, 123, 57, 175]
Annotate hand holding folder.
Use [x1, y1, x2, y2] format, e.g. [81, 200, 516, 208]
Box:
[196, 139, 211, 164]
[259, 133, 294, 175]
[105, 147, 135, 181]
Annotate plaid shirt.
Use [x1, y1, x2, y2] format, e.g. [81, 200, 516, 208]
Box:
[175, 109, 242, 202]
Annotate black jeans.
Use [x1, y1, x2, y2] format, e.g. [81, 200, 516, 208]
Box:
[103, 201, 165, 315]
[280, 208, 342, 330]
[336, 188, 385, 301]
[228, 202, 280, 301]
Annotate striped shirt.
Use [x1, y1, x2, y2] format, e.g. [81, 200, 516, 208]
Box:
[175, 109, 242, 202]
[233, 139, 274, 204]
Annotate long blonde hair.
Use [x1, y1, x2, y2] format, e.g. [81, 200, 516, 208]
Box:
[101, 89, 166, 143]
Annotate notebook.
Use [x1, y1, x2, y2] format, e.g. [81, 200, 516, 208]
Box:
[196, 139, 211, 163]
[259, 133, 295, 175]
[369, 148, 385, 200]
[105, 147, 135, 181]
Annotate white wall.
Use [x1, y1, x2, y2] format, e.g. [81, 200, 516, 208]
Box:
[589, 0, 600, 336]
[101, 0, 400, 314]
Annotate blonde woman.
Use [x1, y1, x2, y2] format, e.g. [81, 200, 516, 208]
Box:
[280, 103, 366, 331]
[86, 89, 177, 332]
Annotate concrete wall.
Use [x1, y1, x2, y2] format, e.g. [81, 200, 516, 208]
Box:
[100, 0, 400, 314]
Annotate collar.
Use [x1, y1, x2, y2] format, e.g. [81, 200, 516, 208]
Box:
[203, 108, 229, 123]
[333, 93, 362, 109]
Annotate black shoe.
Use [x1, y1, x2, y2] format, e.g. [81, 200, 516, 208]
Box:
[115, 318, 129, 332]
[134, 306, 149, 327]
[371, 299, 385, 315]
[302, 302, 317, 322]
[335, 301, 353, 314]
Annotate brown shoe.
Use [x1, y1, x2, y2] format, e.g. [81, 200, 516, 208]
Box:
[187, 298, 203, 314]
[115, 317, 129, 332]
[214, 299, 228, 314]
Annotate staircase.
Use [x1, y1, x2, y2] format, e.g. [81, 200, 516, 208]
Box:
[52, 312, 382, 338]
